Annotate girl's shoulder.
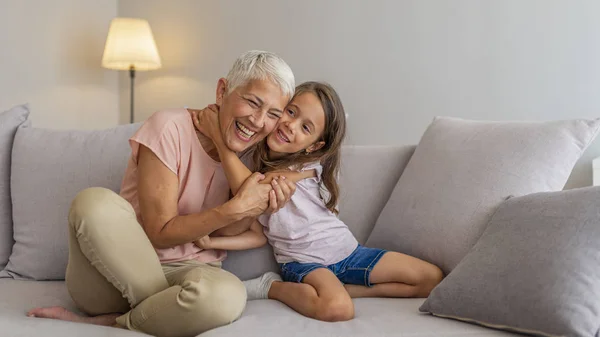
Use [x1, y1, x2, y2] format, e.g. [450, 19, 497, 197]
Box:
[292, 161, 323, 183]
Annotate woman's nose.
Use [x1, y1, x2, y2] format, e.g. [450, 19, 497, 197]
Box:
[248, 112, 265, 129]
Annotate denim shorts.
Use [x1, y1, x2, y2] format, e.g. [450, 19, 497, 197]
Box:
[279, 245, 387, 287]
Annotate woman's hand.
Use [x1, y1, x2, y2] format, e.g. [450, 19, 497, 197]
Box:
[189, 105, 220, 142]
[232, 172, 273, 218]
[194, 235, 212, 249]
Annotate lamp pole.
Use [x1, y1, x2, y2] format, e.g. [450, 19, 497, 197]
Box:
[129, 65, 136, 124]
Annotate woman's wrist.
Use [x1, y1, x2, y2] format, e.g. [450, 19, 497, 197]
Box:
[220, 197, 249, 222]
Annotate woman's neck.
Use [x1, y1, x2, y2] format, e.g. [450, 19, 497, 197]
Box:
[195, 130, 220, 162]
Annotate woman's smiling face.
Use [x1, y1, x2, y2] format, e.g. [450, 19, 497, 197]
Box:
[217, 78, 289, 153]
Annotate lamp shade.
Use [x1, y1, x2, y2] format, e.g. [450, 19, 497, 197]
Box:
[102, 18, 161, 71]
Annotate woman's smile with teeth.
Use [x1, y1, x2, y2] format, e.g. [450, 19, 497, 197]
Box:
[235, 121, 256, 139]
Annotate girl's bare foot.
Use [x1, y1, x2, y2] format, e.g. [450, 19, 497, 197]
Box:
[26, 306, 120, 326]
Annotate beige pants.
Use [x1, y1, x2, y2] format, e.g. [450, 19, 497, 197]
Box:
[65, 187, 247, 337]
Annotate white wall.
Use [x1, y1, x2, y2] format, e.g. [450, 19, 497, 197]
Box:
[4, 0, 597, 187]
[0, 0, 119, 129]
[117, 0, 600, 188]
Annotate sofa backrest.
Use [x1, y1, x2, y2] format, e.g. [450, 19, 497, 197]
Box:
[0, 122, 141, 279]
[0, 105, 30, 271]
[1, 120, 415, 280]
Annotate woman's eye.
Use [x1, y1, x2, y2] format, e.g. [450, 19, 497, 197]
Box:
[268, 112, 281, 119]
[247, 99, 258, 107]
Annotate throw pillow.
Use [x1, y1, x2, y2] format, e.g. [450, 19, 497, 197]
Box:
[366, 116, 600, 274]
[420, 186, 600, 337]
[0, 105, 30, 271]
[0, 123, 140, 280]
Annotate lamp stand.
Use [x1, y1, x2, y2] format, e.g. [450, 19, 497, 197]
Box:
[129, 65, 136, 123]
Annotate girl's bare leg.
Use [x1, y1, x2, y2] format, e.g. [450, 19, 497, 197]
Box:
[344, 251, 443, 298]
[268, 268, 354, 322]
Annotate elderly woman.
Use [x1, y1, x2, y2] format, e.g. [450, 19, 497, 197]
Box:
[28, 50, 296, 337]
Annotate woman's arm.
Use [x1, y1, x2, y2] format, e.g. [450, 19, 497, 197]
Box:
[137, 145, 272, 249]
[195, 221, 267, 251]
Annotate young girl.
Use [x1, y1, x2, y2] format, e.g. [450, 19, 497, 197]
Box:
[192, 82, 443, 322]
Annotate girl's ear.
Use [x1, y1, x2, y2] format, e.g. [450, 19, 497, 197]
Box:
[216, 78, 228, 106]
[306, 141, 325, 154]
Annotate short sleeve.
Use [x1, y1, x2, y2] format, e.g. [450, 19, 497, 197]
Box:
[129, 110, 182, 174]
[299, 162, 323, 183]
[257, 214, 269, 227]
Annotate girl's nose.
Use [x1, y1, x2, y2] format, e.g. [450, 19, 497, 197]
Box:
[282, 121, 294, 135]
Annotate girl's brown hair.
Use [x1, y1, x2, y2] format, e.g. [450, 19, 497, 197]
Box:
[253, 81, 347, 213]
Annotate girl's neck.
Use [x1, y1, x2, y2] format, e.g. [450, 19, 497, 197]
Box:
[267, 149, 286, 161]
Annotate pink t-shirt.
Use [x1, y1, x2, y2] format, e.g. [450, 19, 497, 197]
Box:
[120, 108, 228, 264]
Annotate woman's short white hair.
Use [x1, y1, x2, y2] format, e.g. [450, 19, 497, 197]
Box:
[226, 50, 295, 98]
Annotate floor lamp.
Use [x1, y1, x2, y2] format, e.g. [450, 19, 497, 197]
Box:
[102, 18, 162, 123]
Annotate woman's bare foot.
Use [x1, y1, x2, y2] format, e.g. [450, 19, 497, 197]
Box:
[26, 306, 120, 326]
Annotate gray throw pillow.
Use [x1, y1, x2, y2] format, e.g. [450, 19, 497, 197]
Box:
[367, 117, 600, 274]
[420, 186, 600, 337]
[0, 105, 30, 271]
[0, 123, 140, 280]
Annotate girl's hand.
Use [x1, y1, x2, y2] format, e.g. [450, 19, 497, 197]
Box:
[194, 235, 212, 249]
[189, 105, 220, 141]
[266, 176, 297, 215]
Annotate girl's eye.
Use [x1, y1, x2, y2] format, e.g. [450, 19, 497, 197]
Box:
[303, 125, 311, 133]
[287, 109, 295, 116]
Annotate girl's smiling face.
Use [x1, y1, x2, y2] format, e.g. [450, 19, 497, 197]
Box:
[267, 92, 326, 159]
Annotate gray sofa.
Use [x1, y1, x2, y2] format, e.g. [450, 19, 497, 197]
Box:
[0, 106, 522, 337]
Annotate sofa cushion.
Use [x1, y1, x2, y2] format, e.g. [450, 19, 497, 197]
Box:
[420, 186, 600, 337]
[0, 123, 140, 280]
[0, 105, 30, 271]
[222, 145, 416, 281]
[337, 146, 415, 244]
[0, 279, 145, 336]
[367, 116, 600, 274]
[0, 279, 519, 337]
[202, 297, 519, 337]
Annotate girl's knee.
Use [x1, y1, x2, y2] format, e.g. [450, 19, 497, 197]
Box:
[314, 297, 354, 322]
[416, 265, 443, 296]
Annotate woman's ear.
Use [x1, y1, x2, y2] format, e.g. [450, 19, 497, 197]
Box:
[306, 141, 325, 154]
[216, 78, 228, 106]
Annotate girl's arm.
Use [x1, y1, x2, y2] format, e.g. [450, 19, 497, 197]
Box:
[194, 221, 267, 251]
[190, 106, 312, 238]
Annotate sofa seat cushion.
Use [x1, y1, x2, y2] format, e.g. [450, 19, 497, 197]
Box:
[0, 279, 522, 337]
[203, 298, 522, 337]
[0, 279, 145, 337]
